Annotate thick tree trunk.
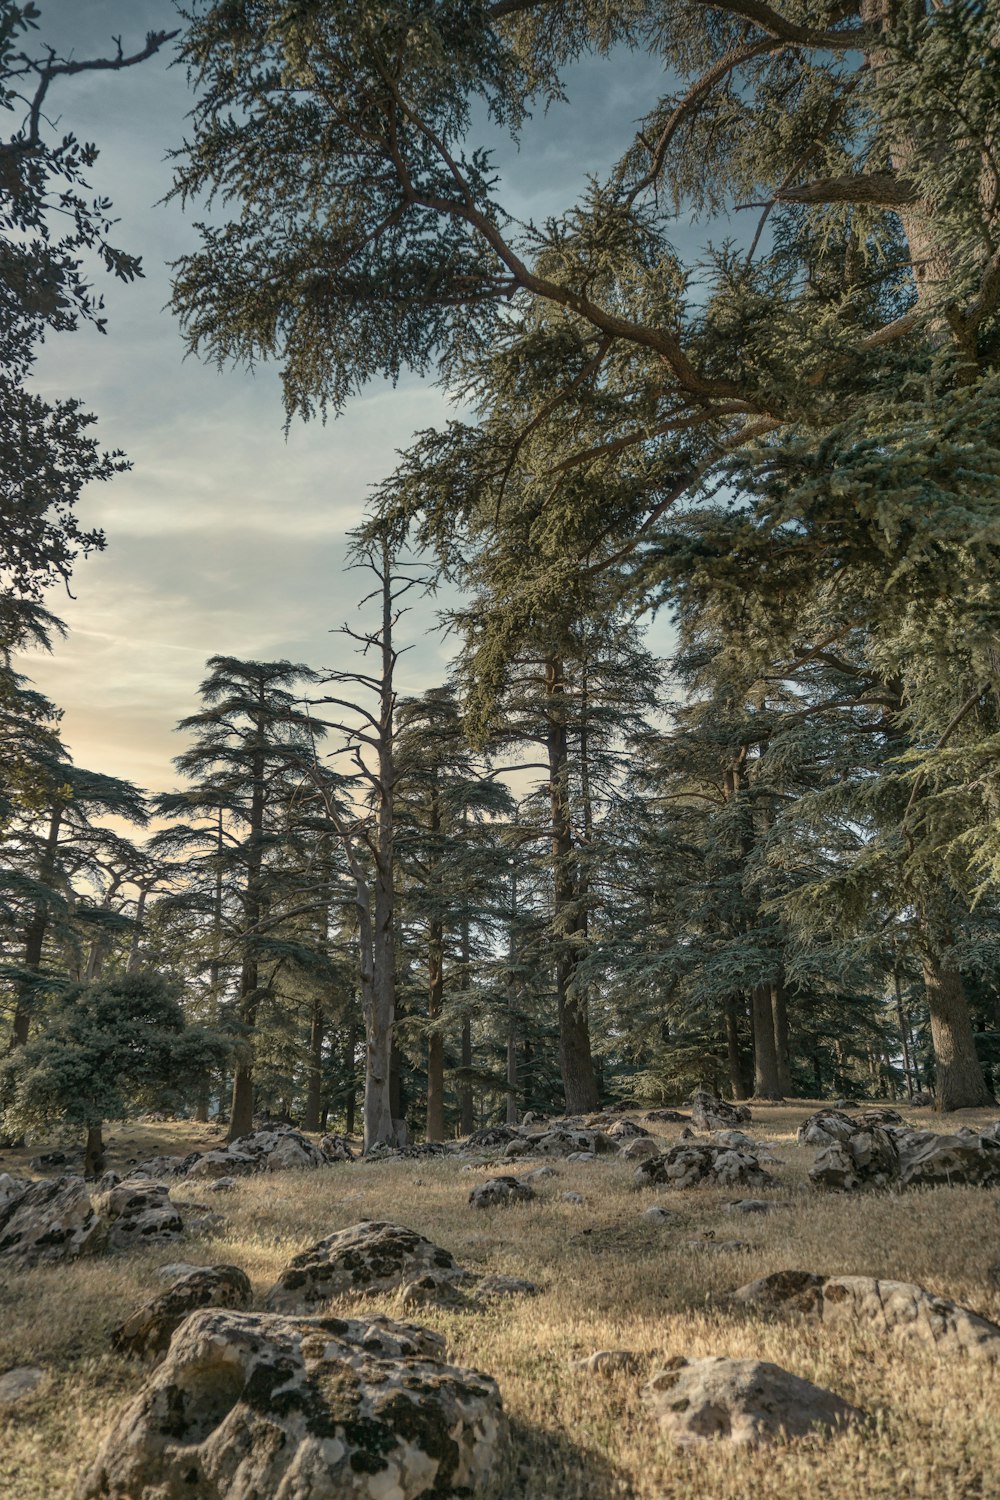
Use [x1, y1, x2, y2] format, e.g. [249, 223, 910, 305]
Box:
[425, 786, 445, 1142]
[459, 1016, 474, 1135]
[893, 964, 914, 1101]
[229, 1064, 254, 1140]
[921, 950, 994, 1110]
[84, 1123, 105, 1178]
[724, 995, 750, 1099]
[194, 1077, 210, 1124]
[545, 657, 599, 1114]
[303, 1000, 324, 1133]
[344, 1024, 357, 1136]
[227, 701, 266, 1145]
[771, 979, 793, 1095]
[751, 985, 783, 1099]
[12, 804, 63, 1049]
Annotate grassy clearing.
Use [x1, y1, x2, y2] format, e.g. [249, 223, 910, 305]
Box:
[1, 1103, 999, 1499]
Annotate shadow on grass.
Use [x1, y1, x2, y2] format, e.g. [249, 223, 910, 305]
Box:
[510, 1418, 633, 1500]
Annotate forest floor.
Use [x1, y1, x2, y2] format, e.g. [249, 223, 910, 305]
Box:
[2, 1101, 999, 1499]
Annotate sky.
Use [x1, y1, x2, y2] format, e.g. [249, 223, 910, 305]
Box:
[22, 1, 676, 801]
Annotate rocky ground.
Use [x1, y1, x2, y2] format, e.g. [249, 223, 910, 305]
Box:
[1, 1100, 999, 1498]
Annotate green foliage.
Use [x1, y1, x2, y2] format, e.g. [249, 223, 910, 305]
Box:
[0, 970, 229, 1135]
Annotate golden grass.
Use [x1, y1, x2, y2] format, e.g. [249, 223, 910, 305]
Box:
[2, 1103, 999, 1499]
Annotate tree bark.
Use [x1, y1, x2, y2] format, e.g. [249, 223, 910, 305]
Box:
[771, 978, 793, 1095]
[227, 692, 267, 1143]
[84, 1122, 105, 1178]
[11, 803, 62, 1048]
[303, 999, 324, 1133]
[751, 984, 783, 1099]
[425, 783, 445, 1142]
[545, 656, 599, 1113]
[921, 949, 994, 1110]
[724, 994, 750, 1099]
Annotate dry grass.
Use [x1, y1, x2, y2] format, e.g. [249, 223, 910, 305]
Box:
[2, 1103, 999, 1499]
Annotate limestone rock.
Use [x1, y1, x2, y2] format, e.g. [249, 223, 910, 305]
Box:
[466, 1125, 520, 1150]
[642, 1205, 681, 1225]
[524, 1166, 558, 1181]
[898, 1132, 1000, 1189]
[607, 1119, 651, 1140]
[397, 1272, 468, 1311]
[710, 1129, 756, 1150]
[725, 1198, 781, 1215]
[510, 1127, 616, 1159]
[468, 1176, 535, 1209]
[112, 1265, 253, 1360]
[685, 1237, 751, 1253]
[95, 1182, 183, 1249]
[0, 1173, 108, 1265]
[571, 1350, 641, 1376]
[619, 1136, 659, 1161]
[560, 1192, 585, 1205]
[187, 1149, 256, 1181]
[643, 1355, 862, 1446]
[690, 1092, 751, 1131]
[319, 1132, 356, 1162]
[472, 1275, 540, 1303]
[265, 1221, 462, 1311]
[727, 1269, 1000, 1360]
[126, 1152, 201, 1180]
[647, 1109, 690, 1123]
[79, 1307, 510, 1499]
[808, 1127, 899, 1191]
[634, 1144, 774, 1192]
[0, 1366, 45, 1406]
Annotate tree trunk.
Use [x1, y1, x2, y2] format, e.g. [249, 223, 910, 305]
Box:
[12, 803, 63, 1048]
[724, 995, 750, 1099]
[459, 1016, 474, 1134]
[344, 1023, 357, 1136]
[84, 1122, 105, 1178]
[303, 999, 324, 1133]
[194, 1076, 210, 1124]
[893, 964, 914, 1100]
[771, 979, 793, 1095]
[921, 950, 994, 1110]
[545, 657, 599, 1114]
[227, 697, 267, 1144]
[751, 985, 782, 1099]
[425, 784, 445, 1142]
[229, 1064, 254, 1139]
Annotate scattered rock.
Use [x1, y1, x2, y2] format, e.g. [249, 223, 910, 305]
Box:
[0, 1173, 108, 1265]
[619, 1136, 659, 1161]
[472, 1275, 540, 1303]
[468, 1176, 535, 1209]
[565, 1150, 596, 1162]
[265, 1221, 462, 1311]
[642, 1205, 681, 1225]
[727, 1269, 1000, 1361]
[202, 1177, 238, 1194]
[607, 1119, 651, 1140]
[95, 1182, 183, 1249]
[155, 1261, 206, 1281]
[898, 1132, 1000, 1189]
[506, 1127, 616, 1159]
[79, 1308, 511, 1499]
[635, 1145, 774, 1192]
[690, 1092, 751, 1131]
[560, 1192, 585, 1205]
[0, 1366, 45, 1406]
[710, 1129, 756, 1150]
[125, 1152, 201, 1181]
[643, 1355, 862, 1446]
[571, 1350, 642, 1376]
[465, 1125, 520, 1150]
[647, 1109, 690, 1123]
[524, 1166, 558, 1181]
[29, 1148, 81, 1171]
[319, 1132, 355, 1162]
[725, 1199, 781, 1215]
[112, 1265, 253, 1361]
[809, 1127, 899, 1191]
[397, 1272, 468, 1311]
